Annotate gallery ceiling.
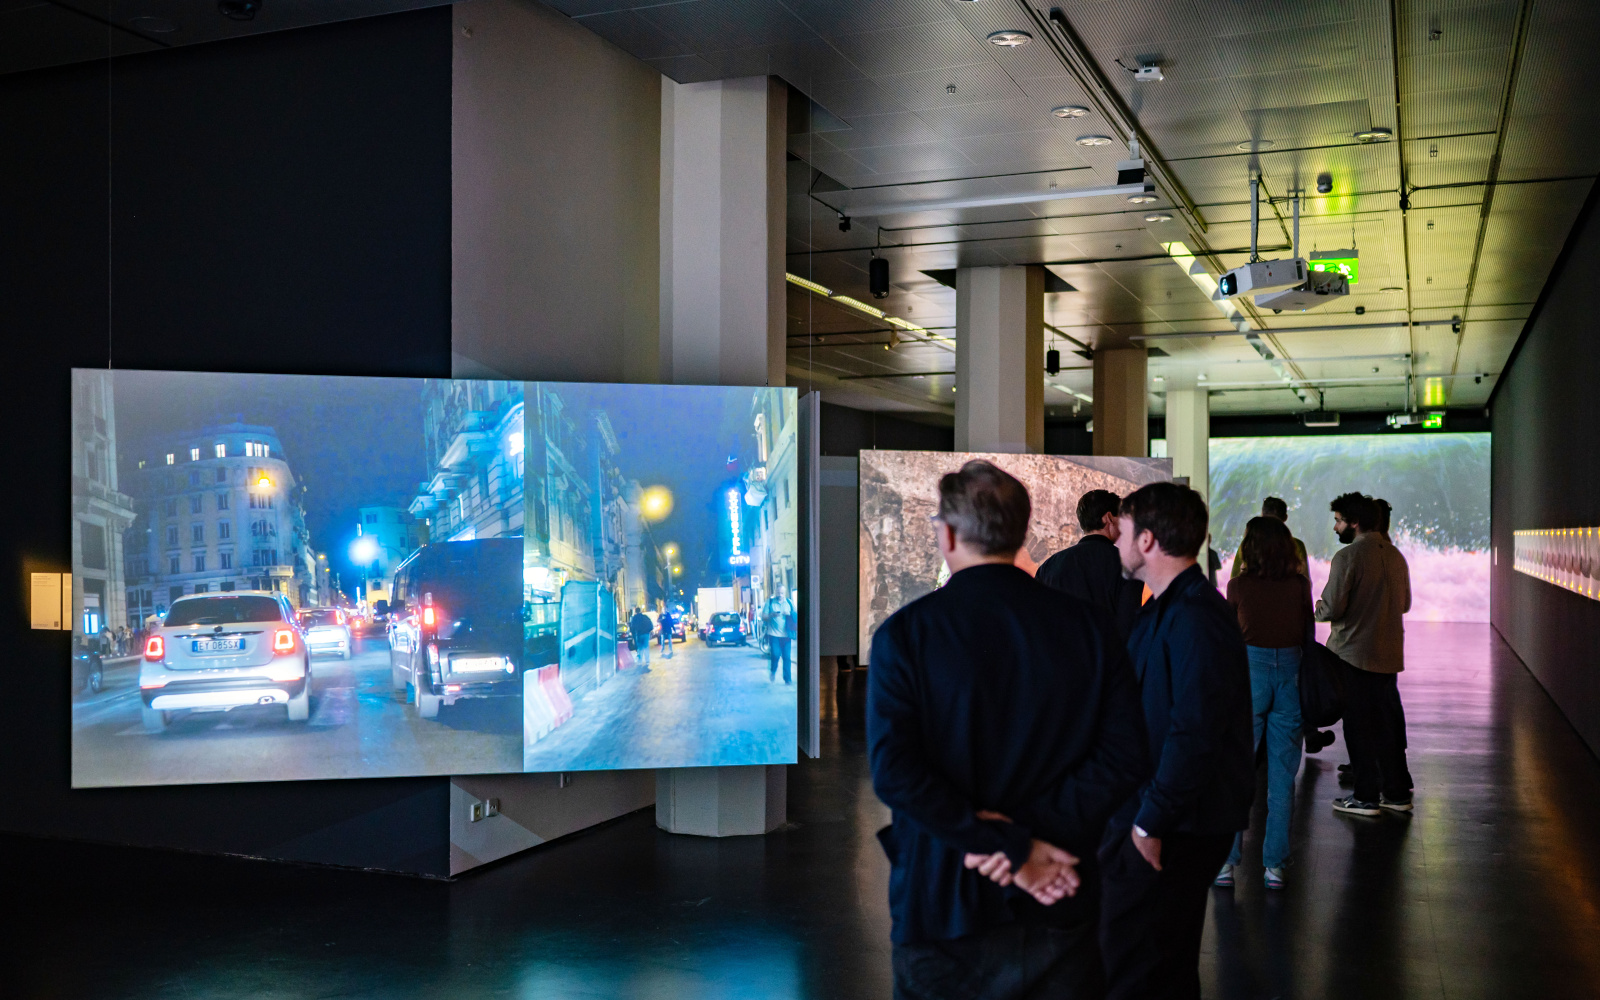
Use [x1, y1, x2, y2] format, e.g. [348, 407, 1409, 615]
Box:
[555, 0, 1600, 420]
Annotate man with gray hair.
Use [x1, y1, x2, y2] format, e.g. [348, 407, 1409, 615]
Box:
[868, 460, 1148, 1000]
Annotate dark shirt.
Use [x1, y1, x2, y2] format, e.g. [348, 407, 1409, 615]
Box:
[867, 564, 1149, 945]
[1226, 573, 1313, 649]
[1117, 564, 1254, 840]
[628, 613, 652, 643]
[1035, 534, 1143, 645]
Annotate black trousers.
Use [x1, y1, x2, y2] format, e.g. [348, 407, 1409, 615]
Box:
[1099, 829, 1233, 1000]
[1341, 664, 1411, 802]
[893, 918, 1103, 1000]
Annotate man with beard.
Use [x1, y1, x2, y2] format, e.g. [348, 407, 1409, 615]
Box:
[1317, 492, 1413, 816]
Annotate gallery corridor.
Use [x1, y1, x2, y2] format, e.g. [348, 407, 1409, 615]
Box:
[4, 624, 1598, 999]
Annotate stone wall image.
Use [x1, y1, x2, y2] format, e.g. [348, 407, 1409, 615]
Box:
[859, 450, 1171, 658]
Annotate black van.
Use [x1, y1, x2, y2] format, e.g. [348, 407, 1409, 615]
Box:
[386, 539, 523, 719]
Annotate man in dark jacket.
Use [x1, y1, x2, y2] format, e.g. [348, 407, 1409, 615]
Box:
[1036, 489, 1144, 645]
[868, 460, 1149, 1000]
[1101, 481, 1254, 1000]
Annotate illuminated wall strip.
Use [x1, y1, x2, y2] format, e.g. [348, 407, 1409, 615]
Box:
[1513, 528, 1600, 601]
[784, 272, 948, 344]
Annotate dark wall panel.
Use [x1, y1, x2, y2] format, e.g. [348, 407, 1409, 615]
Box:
[1490, 180, 1600, 759]
[0, 9, 454, 874]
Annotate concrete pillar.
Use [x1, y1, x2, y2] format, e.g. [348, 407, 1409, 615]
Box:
[656, 75, 788, 836]
[1165, 388, 1210, 503]
[954, 266, 1044, 453]
[660, 76, 786, 388]
[1092, 348, 1148, 457]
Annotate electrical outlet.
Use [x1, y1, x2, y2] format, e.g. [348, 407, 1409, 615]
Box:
[468, 798, 500, 823]
[469, 801, 484, 823]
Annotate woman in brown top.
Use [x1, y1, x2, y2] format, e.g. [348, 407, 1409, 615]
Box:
[1214, 516, 1312, 891]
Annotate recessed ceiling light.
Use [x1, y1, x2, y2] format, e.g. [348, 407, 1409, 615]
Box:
[1144, 213, 1173, 223]
[1236, 139, 1274, 151]
[1353, 127, 1394, 142]
[1076, 135, 1114, 147]
[987, 30, 1032, 47]
[1127, 194, 1157, 204]
[1053, 105, 1090, 118]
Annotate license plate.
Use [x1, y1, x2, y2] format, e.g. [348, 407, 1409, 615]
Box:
[451, 656, 508, 672]
[192, 638, 243, 653]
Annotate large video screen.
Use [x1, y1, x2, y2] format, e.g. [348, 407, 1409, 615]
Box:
[69, 370, 798, 787]
[1209, 433, 1490, 622]
[858, 451, 1172, 657]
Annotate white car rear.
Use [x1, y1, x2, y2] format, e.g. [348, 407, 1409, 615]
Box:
[139, 592, 311, 732]
[298, 608, 353, 659]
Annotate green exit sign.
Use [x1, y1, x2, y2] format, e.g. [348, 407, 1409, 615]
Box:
[1309, 257, 1359, 283]
[1423, 412, 1445, 429]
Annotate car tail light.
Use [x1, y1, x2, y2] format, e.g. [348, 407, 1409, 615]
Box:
[273, 629, 296, 654]
[427, 643, 439, 666]
[423, 606, 436, 627]
[144, 635, 164, 660]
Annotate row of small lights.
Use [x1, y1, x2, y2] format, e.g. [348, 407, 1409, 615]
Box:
[785, 273, 947, 350]
[1513, 528, 1599, 598]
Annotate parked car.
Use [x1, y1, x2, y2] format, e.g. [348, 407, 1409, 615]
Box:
[703, 611, 746, 647]
[72, 639, 104, 695]
[387, 539, 524, 720]
[297, 607, 353, 659]
[138, 591, 310, 732]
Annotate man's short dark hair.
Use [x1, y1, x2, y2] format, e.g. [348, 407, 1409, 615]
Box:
[1261, 496, 1289, 521]
[1374, 498, 1392, 534]
[1330, 492, 1379, 531]
[1119, 482, 1209, 559]
[937, 460, 1031, 556]
[1077, 489, 1123, 532]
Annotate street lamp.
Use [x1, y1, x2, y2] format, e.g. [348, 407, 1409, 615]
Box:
[351, 536, 379, 604]
[640, 485, 673, 522]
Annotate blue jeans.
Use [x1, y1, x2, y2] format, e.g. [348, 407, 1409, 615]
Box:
[1229, 645, 1303, 870]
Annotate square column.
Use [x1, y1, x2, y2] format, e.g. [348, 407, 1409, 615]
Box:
[955, 266, 1044, 453]
[1165, 388, 1210, 504]
[1092, 348, 1148, 457]
[657, 75, 788, 836]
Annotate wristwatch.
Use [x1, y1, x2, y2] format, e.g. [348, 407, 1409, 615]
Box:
[1132, 824, 1151, 839]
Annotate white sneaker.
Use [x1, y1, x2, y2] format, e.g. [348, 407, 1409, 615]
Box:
[1213, 864, 1235, 888]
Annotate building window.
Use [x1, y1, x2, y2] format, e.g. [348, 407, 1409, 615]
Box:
[216, 468, 227, 484]
[192, 524, 204, 544]
[214, 443, 226, 458]
[165, 453, 175, 466]
[189, 471, 200, 487]
[194, 554, 206, 573]
[194, 583, 208, 594]
[219, 551, 232, 570]
[169, 585, 183, 603]
[169, 556, 181, 574]
[190, 495, 203, 514]
[164, 499, 177, 518]
[81, 522, 108, 570]
[217, 493, 229, 511]
[365, 513, 377, 524]
[249, 493, 274, 510]
[219, 521, 231, 540]
[189, 447, 200, 462]
[220, 581, 234, 592]
[166, 526, 179, 547]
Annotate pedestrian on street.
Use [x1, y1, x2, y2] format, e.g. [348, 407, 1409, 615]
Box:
[1318, 493, 1414, 817]
[1214, 516, 1312, 891]
[1036, 488, 1143, 646]
[628, 608, 653, 672]
[1230, 497, 1310, 579]
[869, 460, 1148, 1000]
[659, 607, 675, 659]
[765, 585, 794, 685]
[1101, 482, 1254, 1000]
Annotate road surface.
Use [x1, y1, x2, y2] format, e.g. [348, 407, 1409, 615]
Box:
[71, 634, 520, 787]
[523, 633, 797, 772]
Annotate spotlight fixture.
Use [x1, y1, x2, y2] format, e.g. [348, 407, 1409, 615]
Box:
[838, 213, 851, 233]
[1127, 194, 1157, 204]
[987, 30, 1032, 47]
[1144, 213, 1173, 223]
[1052, 105, 1090, 118]
[869, 256, 890, 300]
[1236, 140, 1274, 151]
[1076, 135, 1114, 147]
[1046, 349, 1061, 375]
[1316, 172, 1333, 194]
[218, 0, 260, 20]
[1353, 127, 1394, 143]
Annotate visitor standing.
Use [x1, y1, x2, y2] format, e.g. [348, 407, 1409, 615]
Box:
[1036, 489, 1143, 645]
[765, 586, 794, 685]
[628, 608, 653, 672]
[1214, 517, 1312, 891]
[658, 607, 675, 659]
[1100, 482, 1254, 1000]
[868, 460, 1148, 1000]
[1231, 497, 1310, 578]
[1317, 493, 1413, 816]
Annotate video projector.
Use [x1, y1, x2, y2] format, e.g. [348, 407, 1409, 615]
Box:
[1217, 258, 1306, 298]
[1253, 268, 1350, 312]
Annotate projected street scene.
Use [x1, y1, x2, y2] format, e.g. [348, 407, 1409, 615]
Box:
[1209, 433, 1490, 622]
[519, 383, 799, 772]
[858, 451, 1171, 656]
[70, 370, 525, 787]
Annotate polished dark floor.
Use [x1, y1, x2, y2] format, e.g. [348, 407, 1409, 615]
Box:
[5, 623, 1599, 999]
